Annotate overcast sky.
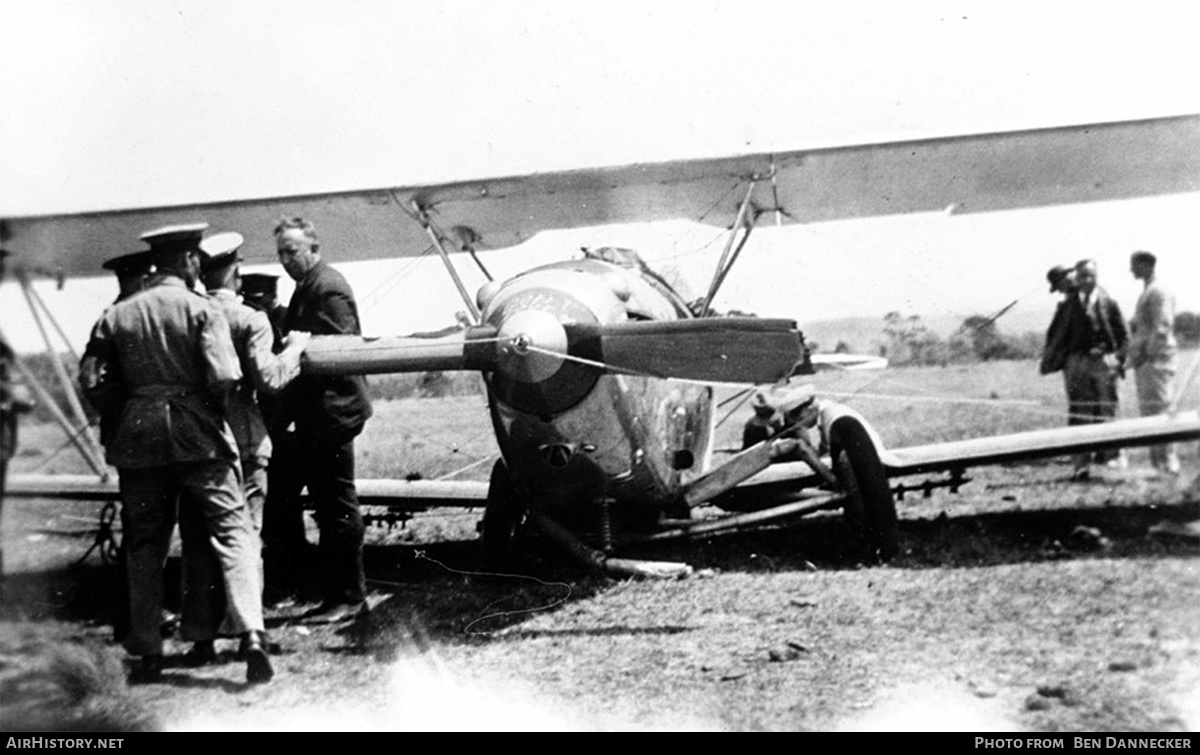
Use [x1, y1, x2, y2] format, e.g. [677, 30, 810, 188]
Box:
[2, 0, 1197, 350]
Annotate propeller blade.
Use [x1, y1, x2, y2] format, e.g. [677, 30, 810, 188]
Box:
[303, 317, 800, 386]
[573, 317, 801, 384]
[302, 325, 498, 375]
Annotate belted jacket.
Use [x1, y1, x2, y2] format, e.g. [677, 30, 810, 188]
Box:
[208, 288, 304, 461]
[80, 275, 241, 468]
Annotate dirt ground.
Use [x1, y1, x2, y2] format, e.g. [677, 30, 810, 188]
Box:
[2, 460, 1197, 732]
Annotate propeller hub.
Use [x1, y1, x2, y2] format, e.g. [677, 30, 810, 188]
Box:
[496, 309, 569, 383]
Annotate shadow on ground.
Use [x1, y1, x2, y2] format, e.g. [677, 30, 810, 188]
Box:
[3, 496, 1197, 660]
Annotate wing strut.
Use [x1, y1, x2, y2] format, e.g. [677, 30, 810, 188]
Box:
[409, 201, 482, 324]
[698, 179, 758, 316]
[7, 270, 107, 477]
[2, 338, 108, 477]
[449, 225, 493, 283]
[770, 156, 783, 228]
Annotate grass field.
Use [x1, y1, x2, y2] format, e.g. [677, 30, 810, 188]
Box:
[12, 351, 1197, 482]
[357, 349, 1200, 479]
[2, 353, 1197, 731]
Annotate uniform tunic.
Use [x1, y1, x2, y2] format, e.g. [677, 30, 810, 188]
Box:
[81, 275, 264, 655]
[186, 288, 307, 639]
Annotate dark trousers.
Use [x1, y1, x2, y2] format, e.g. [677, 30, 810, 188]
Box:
[263, 431, 365, 605]
[1064, 352, 1121, 467]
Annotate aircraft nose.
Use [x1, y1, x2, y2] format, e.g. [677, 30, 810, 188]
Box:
[495, 309, 569, 383]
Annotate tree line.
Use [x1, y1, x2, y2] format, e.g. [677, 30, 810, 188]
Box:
[870, 310, 1200, 368]
[14, 310, 1199, 416]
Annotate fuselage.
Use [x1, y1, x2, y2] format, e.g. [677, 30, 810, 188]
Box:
[478, 253, 715, 520]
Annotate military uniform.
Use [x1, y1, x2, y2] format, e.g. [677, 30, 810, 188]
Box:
[80, 233, 266, 667]
[103, 249, 155, 305]
[189, 234, 307, 640]
[205, 287, 303, 521]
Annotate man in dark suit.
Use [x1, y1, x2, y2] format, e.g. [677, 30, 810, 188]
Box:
[1061, 259, 1129, 479]
[266, 217, 373, 624]
[1039, 265, 1076, 377]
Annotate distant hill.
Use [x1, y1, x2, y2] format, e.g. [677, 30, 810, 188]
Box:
[799, 308, 1052, 355]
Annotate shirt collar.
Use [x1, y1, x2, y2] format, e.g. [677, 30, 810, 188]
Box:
[148, 274, 190, 290]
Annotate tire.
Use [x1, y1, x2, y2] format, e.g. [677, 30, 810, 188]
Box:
[831, 418, 898, 562]
[479, 459, 523, 571]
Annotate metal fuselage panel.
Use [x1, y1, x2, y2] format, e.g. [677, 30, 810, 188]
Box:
[481, 259, 714, 513]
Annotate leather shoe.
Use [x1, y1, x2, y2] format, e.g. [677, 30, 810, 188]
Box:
[183, 640, 217, 667]
[303, 601, 367, 625]
[237, 630, 282, 660]
[243, 633, 274, 684]
[128, 655, 164, 685]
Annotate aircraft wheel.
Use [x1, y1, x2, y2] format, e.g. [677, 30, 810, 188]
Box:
[480, 459, 524, 571]
[831, 418, 898, 562]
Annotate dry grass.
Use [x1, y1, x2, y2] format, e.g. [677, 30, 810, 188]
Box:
[1, 354, 1197, 731]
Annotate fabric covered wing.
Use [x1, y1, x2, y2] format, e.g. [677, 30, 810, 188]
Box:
[4, 114, 1198, 277]
[714, 410, 1200, 510]
[879, 410, 1200, 476]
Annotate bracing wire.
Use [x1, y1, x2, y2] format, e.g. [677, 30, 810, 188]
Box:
[407, 549, 574, 636]
[28, 420, 104, 475]
[360, 244, 438, 315]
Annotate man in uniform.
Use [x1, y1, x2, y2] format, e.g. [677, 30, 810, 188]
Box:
[79, 222, 272, 684]
[239, 273, 287, 343]
[268, 216, 373, 624]
[102, 250, 154, 304]
[86, 249, 166, 643]
[237, 271, 301, 596]
[88, 251, 157, 450]
[1128, 250, 1181, 474]
[181, 232, 309, 662]
[1062, 259, 1129, 479]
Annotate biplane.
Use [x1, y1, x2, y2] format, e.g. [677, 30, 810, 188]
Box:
[4, 113, 1200, 575]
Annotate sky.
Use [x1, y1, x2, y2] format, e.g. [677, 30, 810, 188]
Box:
[1, 0, 1198, 352]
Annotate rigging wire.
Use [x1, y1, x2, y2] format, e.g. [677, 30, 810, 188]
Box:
[407, 549, 573, 636]
[28, 420, 104, 475]
[434, 453, 499, 481]
[360, 243, 438, 315]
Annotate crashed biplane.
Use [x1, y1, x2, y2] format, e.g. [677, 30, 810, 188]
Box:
[5, 113, 1200, 575]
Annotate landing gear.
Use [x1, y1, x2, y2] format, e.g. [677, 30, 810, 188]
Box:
[73, 500, 121, 567]
[831, 418, 898, 562]
[479, 460, 524, 571]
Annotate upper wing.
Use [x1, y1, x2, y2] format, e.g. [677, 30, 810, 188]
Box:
[4, 113, 1198, 277]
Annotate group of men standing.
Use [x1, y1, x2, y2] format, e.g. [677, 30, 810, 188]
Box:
[1041, 252, 1181, 479]
[78, 217, 372, 685]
